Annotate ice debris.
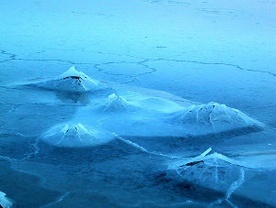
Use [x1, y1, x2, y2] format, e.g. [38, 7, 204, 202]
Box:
[0, 191, 12, 208]
[37, 66, 103, 92]
[41, 123, 114, 147]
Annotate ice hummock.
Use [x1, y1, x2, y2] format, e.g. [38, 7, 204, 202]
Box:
[104, 93, 128, 112]
[0, 191, 12, 208]
[70, 97, 264, 140]
[169, 102, 264, 135]
[41, 123, 114, 147]
[32, 66, 103, 92]
[167, 148, 246, 206]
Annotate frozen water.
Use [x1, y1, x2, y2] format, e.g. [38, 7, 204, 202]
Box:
[0, 0, 275, 207]
[0, 191, 12, 208]
[42, 123, 114, 147]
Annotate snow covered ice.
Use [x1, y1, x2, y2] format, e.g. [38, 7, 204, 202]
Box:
[169, 102, 264, 137]
[0, 0, 275, 207]
[42, 123, 114, 147]
[0, 191, 12, 208]
[103, 93, 128, 112]
[167, 148, 246, 195]
[26, 66, 105, 92]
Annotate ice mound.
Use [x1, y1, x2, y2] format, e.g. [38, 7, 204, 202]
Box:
[104, 93, 128, 112]
[37, 66, 102, 92]
[168, 148, 246, 200]
[41, 123, 114, 147]
[170, 102, 264, 134]
[0, 191, 12, 208]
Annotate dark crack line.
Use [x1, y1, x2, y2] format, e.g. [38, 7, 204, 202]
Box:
[16, 58, 76, 65]
[145, 58, 276, 77]
[1, 49, 275, 79]
[0, 49, 17, 63]
[94, 60, 157, 84]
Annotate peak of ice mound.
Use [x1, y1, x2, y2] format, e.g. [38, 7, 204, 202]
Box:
[170, 102, 264, 133]
[42, 123, 114, 147]
[59, 66, 91, 80]
[0, 191, 12, 208]
[104, 93, 128, 112]
[37, 66, 103, 92]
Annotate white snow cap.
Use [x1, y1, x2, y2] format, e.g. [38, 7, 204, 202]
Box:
[0, 191, 12, 208]
[59, 66, 94, 81]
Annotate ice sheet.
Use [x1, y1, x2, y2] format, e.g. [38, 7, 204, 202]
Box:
[0, 0, 275, 207]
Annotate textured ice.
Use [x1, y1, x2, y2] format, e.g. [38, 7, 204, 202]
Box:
[168, 148, 246, 202]
[169, 102, 264, 135]
[15, 67, 264, 146]
[30, 66, 104, 92]
[41, 123, 114, 147]
[53, 75, 264, 140]
[0, 191, 12, 208]
[1, 0, 275, 207]
[104, 93, 128, 112]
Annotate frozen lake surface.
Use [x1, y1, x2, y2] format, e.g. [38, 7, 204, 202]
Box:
[0, 0, 275, 207]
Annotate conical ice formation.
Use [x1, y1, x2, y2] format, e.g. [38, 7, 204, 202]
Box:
[38, 66, 102, 92]
[104, 93, 128, 112]
[170, 102, 264, 134]
[42, 123, 114, 147]
[168, 148, 246, 198]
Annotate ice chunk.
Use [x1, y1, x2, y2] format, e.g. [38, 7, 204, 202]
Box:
[0, 191, 12, 208]
[169, 102, 264, 134]
[41, 123, 114, 147]
[104, 93, 128, 112]
[35, 66, 103, 92]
